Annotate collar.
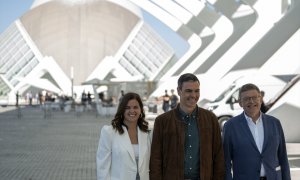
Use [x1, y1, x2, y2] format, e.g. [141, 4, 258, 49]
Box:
[178, 105, 198, 119]
[244, 112, 262, 125]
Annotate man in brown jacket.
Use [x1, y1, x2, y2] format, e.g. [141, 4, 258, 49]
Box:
[150, 73, 225, 180]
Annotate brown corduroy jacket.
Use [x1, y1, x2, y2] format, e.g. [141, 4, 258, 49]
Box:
[150, 105, 225, 180]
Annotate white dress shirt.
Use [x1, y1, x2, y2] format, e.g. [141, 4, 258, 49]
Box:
[244, 113, 266, 176]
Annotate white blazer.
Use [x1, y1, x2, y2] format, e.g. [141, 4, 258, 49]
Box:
[96, 125, 152, 180]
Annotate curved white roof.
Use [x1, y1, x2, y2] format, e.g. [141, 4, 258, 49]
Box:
[30, 0, 143, 18]
[22, 0, 142, 85]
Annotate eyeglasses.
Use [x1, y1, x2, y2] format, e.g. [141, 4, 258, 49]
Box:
[241, 96, 261, 102]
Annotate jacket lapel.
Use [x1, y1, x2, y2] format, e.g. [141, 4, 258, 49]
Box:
[138, 128, 148, 169]
[239, 114, 260, 153]
[119, 126, 136, 162]
[261, 115, 269, 153]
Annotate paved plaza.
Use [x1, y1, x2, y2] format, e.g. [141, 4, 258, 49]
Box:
[0, 106, 299, 180]
[0, 106, 109, 180]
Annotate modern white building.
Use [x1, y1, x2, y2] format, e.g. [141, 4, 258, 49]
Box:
[144, 0, 300, 99]
[0, 0, 299, 109]
[137, 0, 300, 143]
[0, 0, 176, 105]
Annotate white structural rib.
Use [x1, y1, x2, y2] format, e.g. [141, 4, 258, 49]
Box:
[268, 75, 300, 143]
[181, 15, 233, 74]
[170, 0, 255, 77]
[160, 34, 202, 80]
[205, 0, 284, 81]
[14, 56, 71, 95]
[200, 0, 299, 102]
[166, 0, 244, 77]
[149, 0, 211, 80]
[159, 0, 219, 80]
[128, 0, 203, 78]
[254, 0, 300, 75]
[174, 0, 205, 16]
[128, 0, 182, 32]
[192, 0, 256, 75]
[128, 0, 202, 51]
[151, 0, 194, 25]
[259, 29, 300, 75]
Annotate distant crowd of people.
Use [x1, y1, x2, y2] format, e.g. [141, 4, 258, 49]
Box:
[15, 89, 71, 109]
[161, 88, 179, 112]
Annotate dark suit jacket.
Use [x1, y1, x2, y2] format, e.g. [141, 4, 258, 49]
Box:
[223, 113, 291, 180]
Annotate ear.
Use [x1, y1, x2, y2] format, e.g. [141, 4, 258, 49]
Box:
[260, 96, 263, 102]
[177, 87, 180, 96]
[239, 100, 243, 107]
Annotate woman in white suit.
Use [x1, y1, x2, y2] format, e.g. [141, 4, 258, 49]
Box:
[97, 92, 152, 180]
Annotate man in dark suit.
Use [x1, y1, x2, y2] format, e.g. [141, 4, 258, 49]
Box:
[223, 83, 291, 180]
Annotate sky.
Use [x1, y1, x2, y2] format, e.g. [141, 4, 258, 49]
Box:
[0, 0, 34, 33]
[0, 0, 189, 58]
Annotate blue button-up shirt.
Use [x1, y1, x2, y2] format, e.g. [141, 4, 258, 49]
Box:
[179, 107, 200, 179]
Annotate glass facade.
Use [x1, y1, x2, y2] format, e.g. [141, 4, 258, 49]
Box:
[118, 23, 174, 80]
[0, 22, 39, 96]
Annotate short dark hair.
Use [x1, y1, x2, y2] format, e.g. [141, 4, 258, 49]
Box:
[239, 83, 261, 100]
[112, 92, 148, 134]
[177, 73, 200, 89]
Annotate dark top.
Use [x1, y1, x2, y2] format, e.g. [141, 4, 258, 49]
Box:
[179, 107, 200, 178]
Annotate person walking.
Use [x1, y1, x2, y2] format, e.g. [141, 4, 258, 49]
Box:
[16, 91, 19, 106]
[162, 89, 170, 112]
[223, 83, 291, 180]
[150, 73, 225, 180]
[170, 89, 179, 109]
[96, 92, 152, 180]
